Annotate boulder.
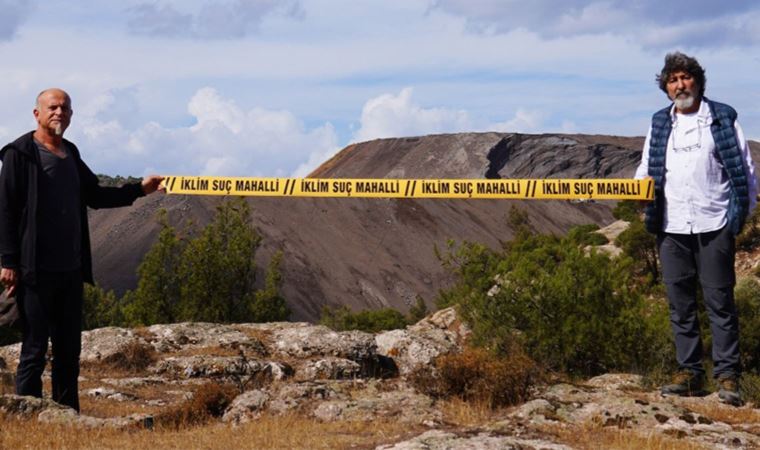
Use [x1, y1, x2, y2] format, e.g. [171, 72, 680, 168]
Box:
[270, 325, 377, 363]
[300, 358, 362, 380]
[312, 384, 439, 424]
[222, 389, 270, 424]
[375, 430, 572, 450]
[267, 381, 349, 414]
[150, 355, 267, 379]
[0, 394, 71, 418]
[80, 327, 144, 363]
[146, 322, 267, 355]
[375, 307, 469, 375]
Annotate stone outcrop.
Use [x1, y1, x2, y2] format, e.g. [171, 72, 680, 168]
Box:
[2, 310, 760, 448]
[375, 307, 470, 375]
[377, 430, 573, 450]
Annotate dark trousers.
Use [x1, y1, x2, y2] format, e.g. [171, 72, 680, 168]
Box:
[658, 226, 740, 379]
[15, 270, 83, 412]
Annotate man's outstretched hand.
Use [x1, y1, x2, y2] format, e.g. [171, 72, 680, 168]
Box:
[1, 267, 17, 297]
[142, 175, 165, 195]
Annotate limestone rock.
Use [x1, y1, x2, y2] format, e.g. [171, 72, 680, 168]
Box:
[146, 322, 266, 355]
[375, 307, 470, 375]
[271, 325, 377, 363]
[85, 387, 138, 402]
[312, 384, 439, 424]
[509, 381, 760, 449]
[150, 355, 267, 379]
[584, 373, 643, 391]
[267, 381, 349, 414]
[375, 430, 572, 450]
[100, 376, 165, 389]
[38, 409, 154, 430]
[222, 389, 270, 424]
[300, 358, 362, 380]
[80, 327, 144, 363]
[0, 342, 21, 364]
[0, 394, 71, 418]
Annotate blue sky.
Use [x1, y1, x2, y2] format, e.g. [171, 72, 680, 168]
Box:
[1, 0, 759, 177]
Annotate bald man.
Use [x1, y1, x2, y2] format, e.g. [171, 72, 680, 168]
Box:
[0, 88, 163, 412]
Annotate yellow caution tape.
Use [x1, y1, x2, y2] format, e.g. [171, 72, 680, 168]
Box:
[162, 176, 653, 201]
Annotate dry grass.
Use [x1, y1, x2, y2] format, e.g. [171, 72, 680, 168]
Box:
[82, 341, 158, 376]
[546, 422, 709, 450]
[155, 382, 238, 429]
[0, 411, 417, 450]
[410, 345, 543, 408]
[438, 397, 503, 427]
[684, 402, 760, 425]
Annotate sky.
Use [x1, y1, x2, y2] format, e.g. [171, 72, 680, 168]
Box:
[1, 0, 759, 178]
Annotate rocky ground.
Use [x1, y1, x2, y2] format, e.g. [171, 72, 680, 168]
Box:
[2, 308, 760, 449]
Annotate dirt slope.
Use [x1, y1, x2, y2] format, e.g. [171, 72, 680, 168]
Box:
[88, 133, 760, 321]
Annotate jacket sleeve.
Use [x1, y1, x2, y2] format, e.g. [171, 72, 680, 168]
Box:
[0, 147, 25, 268]
[77, 157, 145, 210]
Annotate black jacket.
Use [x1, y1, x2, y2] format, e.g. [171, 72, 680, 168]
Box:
[0, 131, 144, 284]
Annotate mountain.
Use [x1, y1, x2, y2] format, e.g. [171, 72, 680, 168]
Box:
[88, 133, 760, 321]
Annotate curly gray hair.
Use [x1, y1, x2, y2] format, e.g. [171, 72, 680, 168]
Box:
[656, 52, 706, 97]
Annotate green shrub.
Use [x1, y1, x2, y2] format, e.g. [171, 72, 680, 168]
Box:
[740, 373, 760, 406]
[615, 217, 659, 284]
[612, 200, 643, 222]
[736, 207, 760, 251]
[437, 232, 673, 378]
[82, 284, 124, 330]
[122, 198, 289, 326]
[408, 296, 429, 323]
[320, 306, 408, 333]
[735, 278, 760, 373]
[567, 224, 608, 246]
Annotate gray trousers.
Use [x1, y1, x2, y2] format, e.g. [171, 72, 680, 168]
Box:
[658, 226, 740, 378]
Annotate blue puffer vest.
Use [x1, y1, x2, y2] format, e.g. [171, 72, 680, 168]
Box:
[644, 98, 750, 235]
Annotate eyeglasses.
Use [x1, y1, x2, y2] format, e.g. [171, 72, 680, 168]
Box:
[671, 117, 707, 153]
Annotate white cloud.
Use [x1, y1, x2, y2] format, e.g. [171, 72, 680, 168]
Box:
[353, 87, 471, 142]
[0, 0, 31, 41]
[127, 0, 303, 39]
[69, 87, 338, 177]
[430, 0, 760, 48]
[490, 108, 544, 133]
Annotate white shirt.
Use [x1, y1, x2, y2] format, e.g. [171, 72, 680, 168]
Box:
[634, 100, 758, 234]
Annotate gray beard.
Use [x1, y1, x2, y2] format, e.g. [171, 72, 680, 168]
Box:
[674, 95, 696, 111]
[54, 124, 63, 136]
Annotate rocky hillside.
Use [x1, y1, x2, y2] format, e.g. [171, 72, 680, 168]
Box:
[2, 309, 759, 449]
[88, 132, 677, 321]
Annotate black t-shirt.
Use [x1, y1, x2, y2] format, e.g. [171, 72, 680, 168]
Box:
[35, 140, 81, 271]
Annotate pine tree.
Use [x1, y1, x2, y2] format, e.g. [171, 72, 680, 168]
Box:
[250, 251, 290, 322]
[177, 198, 262, 323]
[122, 210, 185, 326]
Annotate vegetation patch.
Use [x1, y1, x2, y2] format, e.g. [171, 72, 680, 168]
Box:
[436, 227, 674, 378]
[410, 346, 542, 408]
[320, 296, 429, 333]
[84, 341, 158, 375]
[155, 382, 238, 430]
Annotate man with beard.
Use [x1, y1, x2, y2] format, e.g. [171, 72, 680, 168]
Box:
[0, 88, 164, 412]
[635, 52, 757, 406]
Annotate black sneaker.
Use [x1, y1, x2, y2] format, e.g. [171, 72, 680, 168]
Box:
[717, 375, 744, 407]
[661, 370, 705, 396]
